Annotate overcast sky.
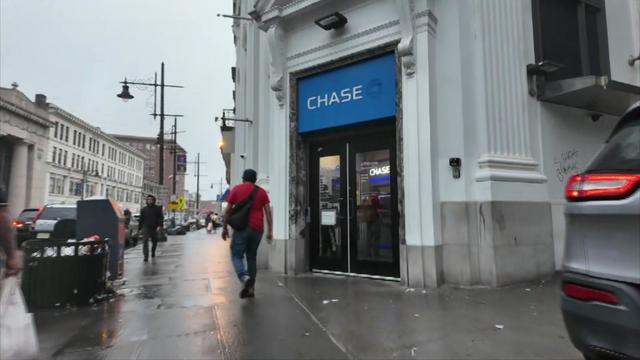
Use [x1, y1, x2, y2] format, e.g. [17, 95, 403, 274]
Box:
[0, 0, 235, 200]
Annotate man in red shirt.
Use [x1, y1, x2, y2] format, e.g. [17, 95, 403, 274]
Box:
[222, 169, 272, 298]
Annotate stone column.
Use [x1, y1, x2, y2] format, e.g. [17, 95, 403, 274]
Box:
[8, 141, 28, 218]
[474, 0, 545, 184]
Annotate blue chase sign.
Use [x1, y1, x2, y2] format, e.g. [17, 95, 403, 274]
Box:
[297, 53, 396, 133]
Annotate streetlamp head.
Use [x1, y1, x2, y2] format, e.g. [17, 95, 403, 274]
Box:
[117, 82, 134, 102]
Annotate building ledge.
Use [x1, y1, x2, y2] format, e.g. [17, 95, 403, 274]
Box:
[540, 76, 640, 116]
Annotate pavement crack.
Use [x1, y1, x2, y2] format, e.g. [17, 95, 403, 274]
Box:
[278, 280, 355, 360]
[211, 304, 231, 360]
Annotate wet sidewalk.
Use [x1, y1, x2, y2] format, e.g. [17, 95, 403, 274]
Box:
[34, 230, 580, 359]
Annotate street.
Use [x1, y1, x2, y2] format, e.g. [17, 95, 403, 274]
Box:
[34, 230, 580, 360]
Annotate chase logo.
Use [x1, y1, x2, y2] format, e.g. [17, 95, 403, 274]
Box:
[298, 53, 396, 133]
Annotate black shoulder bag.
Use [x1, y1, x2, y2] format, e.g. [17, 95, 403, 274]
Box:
[227, 186, 258, 231]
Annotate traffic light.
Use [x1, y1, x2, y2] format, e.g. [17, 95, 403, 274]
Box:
[156, 133, 162, 145]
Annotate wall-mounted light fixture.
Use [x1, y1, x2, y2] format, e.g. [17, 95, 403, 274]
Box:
[526, 60, 563, 97]
[314, 12, 348, 31]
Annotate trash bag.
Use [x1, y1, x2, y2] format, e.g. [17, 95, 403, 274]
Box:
[0, 276, 39, 360]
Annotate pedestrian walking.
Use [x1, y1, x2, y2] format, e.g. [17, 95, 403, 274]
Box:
[0, 185, 21, 276]
[222, 169, 273, 299]
[138, 195, 164, 262]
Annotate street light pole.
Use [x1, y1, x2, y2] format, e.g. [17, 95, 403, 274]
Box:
[117, 62, 183, 189]
[159, 62, 165, 186]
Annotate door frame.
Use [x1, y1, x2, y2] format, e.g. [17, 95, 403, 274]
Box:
[306, 122, 400, 278]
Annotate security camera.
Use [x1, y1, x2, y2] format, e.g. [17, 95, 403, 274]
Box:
[239, 153, 246, 159]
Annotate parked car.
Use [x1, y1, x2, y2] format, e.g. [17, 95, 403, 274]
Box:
[13, 208, 39, 246]
[562, 102, 640, 360]
[31, 204, 77, 239]
[125, 214, 140, 247]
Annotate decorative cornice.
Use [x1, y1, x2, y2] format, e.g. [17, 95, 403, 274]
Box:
[0, 99, 53, 128]
[285, 10, 434, 66]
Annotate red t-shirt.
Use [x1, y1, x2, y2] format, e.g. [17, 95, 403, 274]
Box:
[227, 182, 270, 233]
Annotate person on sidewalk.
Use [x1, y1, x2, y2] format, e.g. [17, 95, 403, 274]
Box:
[139, 195, 164, 262]
[222, 169, 273, 299]
[0, 185, 22, 277]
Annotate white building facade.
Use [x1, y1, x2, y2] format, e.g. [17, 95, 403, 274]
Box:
[0, 87, 54, 218]
[226, 0, 640, 287]
[44, 97, 145, 213]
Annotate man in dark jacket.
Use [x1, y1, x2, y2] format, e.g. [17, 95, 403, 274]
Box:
[139, 195, 164, 262]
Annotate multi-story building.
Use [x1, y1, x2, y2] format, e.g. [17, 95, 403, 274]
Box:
[112, 134, 186, 206]
[226, 0, 640, 288]
[0, 84, 54, 217]
[44, 95, 145, 213]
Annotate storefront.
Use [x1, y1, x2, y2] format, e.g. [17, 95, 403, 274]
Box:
[295, 52, 400, 278]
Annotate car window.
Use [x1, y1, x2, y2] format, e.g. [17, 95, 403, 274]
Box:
[587, 121, 640, 173]
[18, 210, 39, 222]
[40, 207, 77, 220]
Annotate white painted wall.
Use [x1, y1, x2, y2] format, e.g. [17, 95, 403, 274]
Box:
[606, 0, 640, 86]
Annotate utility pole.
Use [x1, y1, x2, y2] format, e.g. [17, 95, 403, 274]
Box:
[196, 153, 200, 211]
[172, 117, 178, 195]
[187, 154, 207, 214]
[159, 62, 165, 185]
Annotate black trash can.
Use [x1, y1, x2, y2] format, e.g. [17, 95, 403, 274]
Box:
[21, 239, 109, 309]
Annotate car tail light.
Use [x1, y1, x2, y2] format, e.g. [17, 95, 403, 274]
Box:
[565, 173, 640, 201]
[563, 283, 619, 305]
[11, 219, 24, 228]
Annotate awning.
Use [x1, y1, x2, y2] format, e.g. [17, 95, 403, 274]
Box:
[540, 76, 640, 116]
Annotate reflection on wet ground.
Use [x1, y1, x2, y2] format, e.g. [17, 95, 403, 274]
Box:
[35, 230, 579, 360]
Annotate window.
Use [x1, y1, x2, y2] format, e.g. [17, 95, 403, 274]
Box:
[52, 147, 57, 163]
[65, 126, 69, 142]
[588, 120, 640, 172]
[49, 175, 64, 195]
[73, 130, 77, 146]
[69, 179, 83, 197]
[532, 0, 609, 82]
[71, 153, 76, 168]
[54, 122, 59, 138]
[82, 134, 86, 149]
[63, 150, 68, 167]
[57, 150, 62, 165]
[101, 163, 104, 176]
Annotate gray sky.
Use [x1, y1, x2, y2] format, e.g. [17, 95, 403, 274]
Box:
[1, 0, 235, 200]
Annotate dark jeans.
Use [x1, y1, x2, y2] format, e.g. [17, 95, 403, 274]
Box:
[230, 228, 262, 282]
[142, 227, 158, 259]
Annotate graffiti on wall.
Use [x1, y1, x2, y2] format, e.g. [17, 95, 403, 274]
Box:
[554, 149, 580, 183]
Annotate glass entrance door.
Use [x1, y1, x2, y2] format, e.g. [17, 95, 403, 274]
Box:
[310, 136, 399, 278]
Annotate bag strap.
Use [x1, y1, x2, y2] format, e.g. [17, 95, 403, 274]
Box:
[247, 185, 259, 204]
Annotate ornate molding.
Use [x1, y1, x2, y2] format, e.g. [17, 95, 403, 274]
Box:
[476, 155, 547, 183]
[286, 10, 434, 68]
[267, 23, 286, 107]
[395, 0, 416, 77]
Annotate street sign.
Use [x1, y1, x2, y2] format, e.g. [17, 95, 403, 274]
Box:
[167, 200, 180, 211]
[176, 196, 186, 209]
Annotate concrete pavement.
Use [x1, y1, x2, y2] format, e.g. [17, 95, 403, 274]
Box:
[34, 230, 580, 359]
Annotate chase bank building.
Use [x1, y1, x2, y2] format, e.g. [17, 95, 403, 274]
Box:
[223, 0, 640, 288]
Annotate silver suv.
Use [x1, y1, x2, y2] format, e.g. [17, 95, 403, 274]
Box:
[31, 204, 77, 239]
[563, 102, 640, 360]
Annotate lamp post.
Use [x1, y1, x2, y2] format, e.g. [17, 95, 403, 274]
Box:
[117, 62, 183, 187]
